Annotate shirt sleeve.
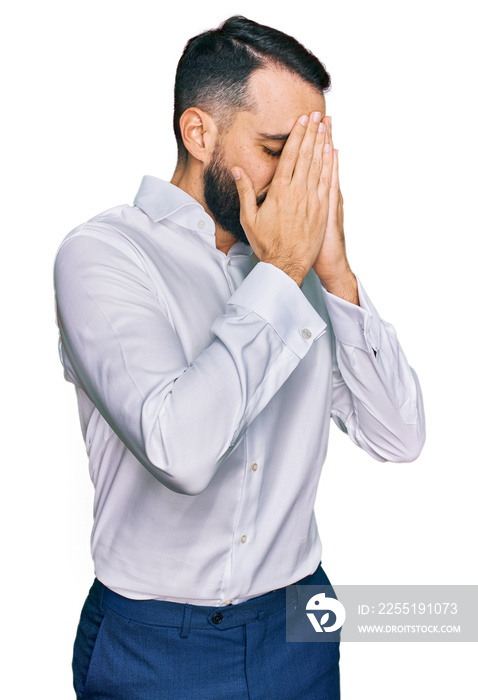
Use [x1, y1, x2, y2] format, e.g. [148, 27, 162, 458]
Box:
[54, 230, 326, 495]
[322, 278, 425, 462]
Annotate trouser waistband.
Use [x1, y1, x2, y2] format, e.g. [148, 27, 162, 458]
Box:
[95, 561, 325, 633]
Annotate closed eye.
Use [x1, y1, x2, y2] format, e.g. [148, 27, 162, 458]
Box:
[263, 146, 283, 157]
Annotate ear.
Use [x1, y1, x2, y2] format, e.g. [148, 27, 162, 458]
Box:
[179, 108, 218, 164]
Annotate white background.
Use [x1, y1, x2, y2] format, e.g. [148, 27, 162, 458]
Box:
[2, 0, 476, 697]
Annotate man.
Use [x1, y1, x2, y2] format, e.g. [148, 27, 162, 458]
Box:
[54, 15, 425, 700]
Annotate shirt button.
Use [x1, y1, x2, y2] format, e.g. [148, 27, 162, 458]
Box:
[240, 535, 248, 544]
[227, 259, 232, 266]
[301, 328, 312, 340]
[212, 612, 223, 624]
[224, 599, 233, 606]
[251, 462, 258, 472]
[198, 219, 206, 229]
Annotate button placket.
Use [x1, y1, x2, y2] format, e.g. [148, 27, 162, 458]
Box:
[222, 258, 235, 295]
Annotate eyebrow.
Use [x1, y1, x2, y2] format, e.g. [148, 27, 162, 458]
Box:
[257, 132, 290, 141]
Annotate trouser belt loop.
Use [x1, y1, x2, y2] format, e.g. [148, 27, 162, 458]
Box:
[179, 604, 193, 639]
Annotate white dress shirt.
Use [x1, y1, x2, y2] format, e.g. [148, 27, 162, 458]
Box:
[54, 176, 425, 604]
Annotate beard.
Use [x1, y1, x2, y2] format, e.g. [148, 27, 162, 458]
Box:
[203, 143, 266, 246]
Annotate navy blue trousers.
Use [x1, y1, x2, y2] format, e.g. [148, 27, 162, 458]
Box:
[73, 562, 340, 699]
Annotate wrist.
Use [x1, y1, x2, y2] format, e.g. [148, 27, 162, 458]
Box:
[262, 257, 306, 287]
[320, 269, 359, 305]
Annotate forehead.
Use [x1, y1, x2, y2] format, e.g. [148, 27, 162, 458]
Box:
[236, 66, 326, 137]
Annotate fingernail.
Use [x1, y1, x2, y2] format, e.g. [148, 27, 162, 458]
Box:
[299, 115, 309, 126]
[231, 168, 241, 180]
[319, 122, 325, 132]
[312, 111, 321, 123]
[324, 144, 331, 153]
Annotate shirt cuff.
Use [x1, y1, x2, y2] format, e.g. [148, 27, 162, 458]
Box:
[321, 277, 382, 352]
[228, 261, 327, 358]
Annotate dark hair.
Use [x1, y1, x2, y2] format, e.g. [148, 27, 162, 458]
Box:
[173, 15, 331, 164]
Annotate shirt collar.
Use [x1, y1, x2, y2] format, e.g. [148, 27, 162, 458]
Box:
[133, 175, 252, 256]
[133, 175, 208, 223]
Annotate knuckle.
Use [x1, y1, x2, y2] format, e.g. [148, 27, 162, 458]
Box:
[310, 155, 323, 170]
[281, 149, 296, 166]
[272, 175, 289, 192]
[299, 146, 313, 160]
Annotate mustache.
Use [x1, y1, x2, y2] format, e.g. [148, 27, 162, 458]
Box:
[229, 175, 267, 209]
[256, 191, 267, 207]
